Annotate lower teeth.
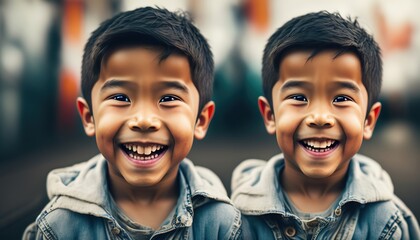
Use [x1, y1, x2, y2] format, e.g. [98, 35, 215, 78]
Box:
[306, 146, 331, 152]
[129, 153, 159, 160]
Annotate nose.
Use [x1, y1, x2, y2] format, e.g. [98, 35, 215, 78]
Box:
[305, 107, 335, 128]
[128, 108, 161, 131]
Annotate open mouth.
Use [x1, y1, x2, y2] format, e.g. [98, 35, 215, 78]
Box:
[120, 143, 168, 161]
[299, 139, 339, 153]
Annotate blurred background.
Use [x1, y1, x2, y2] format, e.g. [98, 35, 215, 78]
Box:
[1, 0, 419, 238]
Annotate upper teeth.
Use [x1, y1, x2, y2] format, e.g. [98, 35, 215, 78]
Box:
[124, 144, 164, 155]
[303, 140, 336, 149]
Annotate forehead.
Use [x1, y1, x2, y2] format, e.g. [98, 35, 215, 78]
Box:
[278, 50, 362, 83]
[100, 46, 192, 82]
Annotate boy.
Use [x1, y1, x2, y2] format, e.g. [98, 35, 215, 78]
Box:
[231, 11, 419, 239]
[24, 7, 241, 239]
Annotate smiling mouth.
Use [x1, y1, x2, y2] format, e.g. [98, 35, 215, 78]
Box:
[121, 143, 168, 161]
[299, 139, 339, 153]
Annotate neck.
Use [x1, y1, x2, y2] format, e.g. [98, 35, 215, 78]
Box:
[107, 167, 179, 205]
[281, 164, 347, 199]
[280, 163, 348, 213]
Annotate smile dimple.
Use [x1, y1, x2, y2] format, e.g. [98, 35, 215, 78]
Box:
[121, 143, 167, 161]
[300, 139, 339, 153]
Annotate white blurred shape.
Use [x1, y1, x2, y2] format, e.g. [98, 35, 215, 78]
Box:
[193, 0, 237, 67]
[3, 0, 55, 58]
[0, 45, 22, 148]
[1, 44, 24, 82]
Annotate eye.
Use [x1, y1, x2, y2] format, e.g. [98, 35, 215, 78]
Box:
[333, 95, 353, 103]
[159, 95, 180, 103]
[111, 94, 130, 102]
[289, 95, 308, 102]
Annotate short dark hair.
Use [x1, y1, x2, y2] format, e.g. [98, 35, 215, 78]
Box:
[262, 11, 382, 110]
[81, 7, 214, 112]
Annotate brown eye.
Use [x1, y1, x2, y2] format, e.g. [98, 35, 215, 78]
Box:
[333, 96, 352, 102]
[159, 95, 180, 103]
[112, 94, 130, 102]
[290, 95, 307, 102]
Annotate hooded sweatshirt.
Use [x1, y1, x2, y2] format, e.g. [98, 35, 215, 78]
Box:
[23, 154, 241, 240]
[231, 153, 419, 240]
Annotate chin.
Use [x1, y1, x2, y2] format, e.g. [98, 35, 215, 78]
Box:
[125, 176, 161, 187]
[301, 169, 335, 179]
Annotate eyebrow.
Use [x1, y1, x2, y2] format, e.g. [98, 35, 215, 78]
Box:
[100, 79, 190, 94]
[281, 79, 361, 93]
[100, 79, 136, 92]
[280, 80, 311, 91]
[333, 81, 360, 93]
[157, 80, 189, 93]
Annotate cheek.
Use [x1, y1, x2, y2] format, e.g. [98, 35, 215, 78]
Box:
[165, 111, 196, 154]
[337, 111, 365, 154]
[96, 113, 120, 134]
[338, 111, 365, 139]
[94, 112, 123, 152]
[274, 108, 303, 149]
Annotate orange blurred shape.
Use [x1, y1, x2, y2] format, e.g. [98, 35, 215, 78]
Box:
[63, 0, 83, 44]
[58, 0, 83, 131]
[388, 23, 413, 50]
[58, 69, 79, 130]
[374, 6, 413, 55]
[244, 0, 269, 32]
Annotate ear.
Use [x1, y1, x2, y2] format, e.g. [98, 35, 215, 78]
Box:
[258, 96, 276, 135]
[194, 101, 215, 140]
[363, 102, 381, 140]
[76, 97, 95, 137]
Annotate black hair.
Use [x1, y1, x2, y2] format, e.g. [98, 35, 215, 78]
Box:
[262, 11, 382, 110]
[81, 7, 214, 112]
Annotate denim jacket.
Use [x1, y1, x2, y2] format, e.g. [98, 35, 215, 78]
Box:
[23, 154, 241, 240]
[231, 153, 419, 240]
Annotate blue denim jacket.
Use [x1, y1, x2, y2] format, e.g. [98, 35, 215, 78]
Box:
[231, 153, 419, 240]
[23, 154, 241, 240]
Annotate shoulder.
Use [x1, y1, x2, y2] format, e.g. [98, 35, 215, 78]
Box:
[24, 207, 110, 240]
[192, 200, 241, 240]
[354, 198, 419, 239]
[390, 196, 420, 239]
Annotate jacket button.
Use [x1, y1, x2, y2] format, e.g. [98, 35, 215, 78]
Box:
[285, 226, 296, 237]
[334, 208, 342, 216]
[111, 227, 121, 235]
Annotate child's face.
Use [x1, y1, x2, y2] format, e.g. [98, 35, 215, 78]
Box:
[259, 50, 381, 179]
[77, 46, 214, 187]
